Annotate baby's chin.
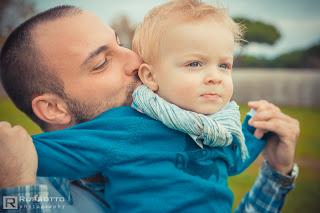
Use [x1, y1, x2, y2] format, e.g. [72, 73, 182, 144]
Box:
[191, 104, 225, 115]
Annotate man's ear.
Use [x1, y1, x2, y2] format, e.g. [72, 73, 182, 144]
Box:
[31, 94, 72, 126]
[138, 63, 159, 91]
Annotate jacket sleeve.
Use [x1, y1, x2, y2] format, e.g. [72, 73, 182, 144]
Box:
[32, 111, 135, 179]
[228, 113, 267, 176]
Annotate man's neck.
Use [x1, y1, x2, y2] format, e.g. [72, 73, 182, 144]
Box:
[45, 122, 75, 132]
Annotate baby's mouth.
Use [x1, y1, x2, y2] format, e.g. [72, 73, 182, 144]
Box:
[200, 93, 221, 100]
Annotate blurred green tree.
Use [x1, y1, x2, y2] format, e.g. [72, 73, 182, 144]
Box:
[233, 17, 281, 67]
[235, 41, 320, 69]
[304, 41, 320, 68]
[234, 17, 281, 46]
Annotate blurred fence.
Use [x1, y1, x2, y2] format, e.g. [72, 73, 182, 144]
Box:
[1, 69, 320, 107]
[233, 69, 320, 107]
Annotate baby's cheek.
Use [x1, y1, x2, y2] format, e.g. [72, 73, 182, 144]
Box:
[172, 85, 195, 108]
[157, 84, 186, 106]
[175, 83, 194, 96]
[159, 78, 197, 110]
[225, 80, 234, 100]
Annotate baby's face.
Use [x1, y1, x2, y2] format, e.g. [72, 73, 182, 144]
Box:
[151, 19, 234, 114]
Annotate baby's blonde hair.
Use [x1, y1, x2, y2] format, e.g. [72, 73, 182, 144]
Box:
[132, 0, 245, 64]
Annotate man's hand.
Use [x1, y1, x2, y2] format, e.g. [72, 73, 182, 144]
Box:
[248, 100, 300, 175]
[0, 121, 38, 187]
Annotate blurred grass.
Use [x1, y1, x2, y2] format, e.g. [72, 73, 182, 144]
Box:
[1, 97, 320, 212]
[231, 104, 320, 212]
[0, 97, 41, 134]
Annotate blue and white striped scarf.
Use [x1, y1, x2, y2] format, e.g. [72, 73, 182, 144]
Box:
[131, 85, 249, 161]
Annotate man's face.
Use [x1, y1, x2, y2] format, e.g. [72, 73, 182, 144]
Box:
[33, 12, 141, 123]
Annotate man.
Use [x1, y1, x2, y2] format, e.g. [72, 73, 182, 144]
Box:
[0, 5, 300, 212]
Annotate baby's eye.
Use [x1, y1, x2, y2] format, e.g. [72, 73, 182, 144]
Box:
[186, 61, 202, 68]
[219, 64, 228, 69]
[219, 63, 231, 71]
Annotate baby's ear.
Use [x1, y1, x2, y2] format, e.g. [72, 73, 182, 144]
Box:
[138, 63, 159, 91]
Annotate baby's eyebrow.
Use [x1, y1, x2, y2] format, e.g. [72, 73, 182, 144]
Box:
[182, 53, 208, 60]
[220, 56, 233, 61]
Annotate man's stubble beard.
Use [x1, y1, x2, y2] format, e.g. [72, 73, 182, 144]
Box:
[65, 77, 141, 124]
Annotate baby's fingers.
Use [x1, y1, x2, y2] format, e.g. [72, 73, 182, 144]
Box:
[253, 129, 268, 139]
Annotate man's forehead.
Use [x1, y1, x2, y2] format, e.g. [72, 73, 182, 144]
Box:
[30, 12, 115, 73]
[32, 12, 114, 56]
[33, 12, 112, 38]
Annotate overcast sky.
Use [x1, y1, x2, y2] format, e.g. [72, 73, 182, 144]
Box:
[29, 0, 320, 58]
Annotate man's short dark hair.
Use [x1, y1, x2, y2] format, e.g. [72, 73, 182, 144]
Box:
[0, 5, 82, 129]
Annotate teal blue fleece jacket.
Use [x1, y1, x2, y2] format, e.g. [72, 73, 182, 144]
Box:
[32, 106, 266, 212]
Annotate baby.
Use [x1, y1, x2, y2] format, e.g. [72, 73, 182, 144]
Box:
[131, 0, 249, 158]
[33, 0, 265, 212]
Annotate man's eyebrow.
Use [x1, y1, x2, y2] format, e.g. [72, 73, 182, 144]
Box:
[81, 45, 109, 67]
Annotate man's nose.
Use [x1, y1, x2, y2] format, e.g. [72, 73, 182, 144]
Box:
[203, 69, 222, 85]
[123, 48, 142, 76]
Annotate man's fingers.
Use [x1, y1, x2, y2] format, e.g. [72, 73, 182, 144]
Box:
[250, 119, 288, 137]
[0, 121, 12, 129]
[0, 123, 31, 144]
[253, 129, 268, 139]
[282, 113, 298, 123]
[12, 125, 30, 141]
[249, 104, 294, 127]
[249, 111, 273, 123]
[248, 100, 271, 110]
[249, 110, 287, 124]
[12, 125, 26, 133]
[248, 100, 280, 113]
[248, 100, 266, 112]
[285, 116, 300, 140]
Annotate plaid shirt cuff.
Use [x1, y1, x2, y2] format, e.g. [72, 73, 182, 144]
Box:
[261, 160, 298, 188]
[234, 160, 298, 213]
